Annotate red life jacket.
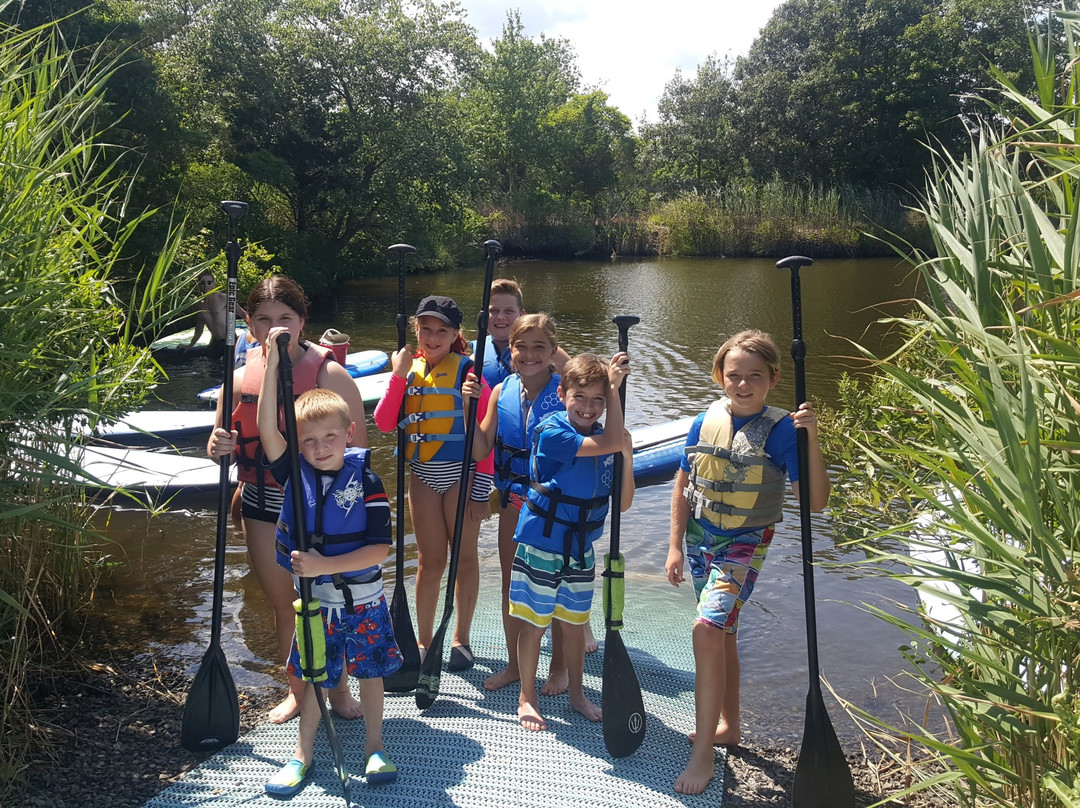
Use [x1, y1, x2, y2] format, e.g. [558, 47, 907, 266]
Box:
[231, 342, 333, 486]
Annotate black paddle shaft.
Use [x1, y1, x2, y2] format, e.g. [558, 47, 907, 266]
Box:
[276, 333, 350, 804]
[776, 256, 821, 682]
[778, 255, 856, 807]
[608, 315, 639, 560]
[385, 243, 420, 693]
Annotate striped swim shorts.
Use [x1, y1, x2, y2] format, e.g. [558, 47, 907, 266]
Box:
[508, 543, 595, 628]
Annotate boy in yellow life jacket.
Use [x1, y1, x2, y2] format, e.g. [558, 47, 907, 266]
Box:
[664, 329, 830, 796]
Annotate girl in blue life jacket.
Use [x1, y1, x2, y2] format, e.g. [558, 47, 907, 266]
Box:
[464, 313, 587, 695]
[207, 275, 368, 725]
[664, 329, 830, 796]
[372, 295, 495, 673]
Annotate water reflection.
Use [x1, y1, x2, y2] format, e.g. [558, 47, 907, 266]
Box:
[97, 256, 929, 745]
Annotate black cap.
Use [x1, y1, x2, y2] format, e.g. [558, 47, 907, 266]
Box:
[415, 295, 463, 329]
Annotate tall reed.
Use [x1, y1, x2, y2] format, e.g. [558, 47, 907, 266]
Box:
[0, 17, 197, 792]
[825, 9, 1080, 806]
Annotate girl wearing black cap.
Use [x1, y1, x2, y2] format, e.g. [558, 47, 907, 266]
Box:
[372, 295, 494, 672]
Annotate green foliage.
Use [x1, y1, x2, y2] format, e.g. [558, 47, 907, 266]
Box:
[828, 9, 1080, 805]
[0, 13, 191, 792]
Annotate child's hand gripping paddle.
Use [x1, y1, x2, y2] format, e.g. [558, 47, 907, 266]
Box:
[602, 314, 646, 758]
[383, 243, 421, 693]
[181, 200, 246, 753]
[777, 255, 855, 808]
[277, 332, 351, 805]
[415, 239, 501, 710]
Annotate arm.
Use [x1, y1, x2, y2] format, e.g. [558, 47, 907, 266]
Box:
[255, 328, 287, 465]
[618, 428, 635, 512]
[575, 352, 630, 457]
[371, 346, 411, 433]
[665, 469, 691, 587]
[552, 346, 571, 374]
[185, 312, 206, 348]
[463, 374, 500, 460]
[317, 359, 368, 447]
[206, 367, 238, 459]
[791, 402, 831, 512]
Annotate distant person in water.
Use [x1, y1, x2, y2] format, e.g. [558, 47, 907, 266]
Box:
[206, 275, 369, 724]
[665, 330, 830, 795]
[184, 270, 246, 361]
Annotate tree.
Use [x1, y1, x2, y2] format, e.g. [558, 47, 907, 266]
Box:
[640, 55, 737, 195]
[543, 90, 634, 202]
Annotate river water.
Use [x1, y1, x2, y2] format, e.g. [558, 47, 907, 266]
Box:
[94, 255, 929, 746]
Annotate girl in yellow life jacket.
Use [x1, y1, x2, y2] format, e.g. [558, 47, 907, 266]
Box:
[373, 295, 495, 673]
[663, 329, 830, 796]
[206, 275, 369, 725]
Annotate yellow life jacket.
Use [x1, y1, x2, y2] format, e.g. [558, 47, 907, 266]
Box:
[683, 398, 788, 531]
[400, 352, 473, 463]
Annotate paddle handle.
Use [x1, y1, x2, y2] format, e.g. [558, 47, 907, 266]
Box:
[608, 315, 639, 560]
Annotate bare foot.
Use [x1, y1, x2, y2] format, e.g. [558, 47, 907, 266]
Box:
[328, 689, 364, 720]
[687, 724, 741, 747]
[569, 694, 602, 722]
[584, 624, 598, 654]
[267, 692, 302, 724]
[517, 702, 548, 731]
[673, 754, 715, 795]
[483, 666, 520, 692]
[540, 668, 569, 696]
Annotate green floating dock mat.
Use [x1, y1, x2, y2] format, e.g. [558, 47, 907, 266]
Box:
[146, 581, 724, 807]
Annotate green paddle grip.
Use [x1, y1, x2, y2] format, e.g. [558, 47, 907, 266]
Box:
[602, 553, 625, 631]
[293, 597, 328, 683]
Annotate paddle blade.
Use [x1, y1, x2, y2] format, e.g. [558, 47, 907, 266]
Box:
[601, 629, 646, 758]
[415, 621, 449, 710]
[384, 583, 421, 693]
[181, 644, 239, 752]
[792, 688, 855, 808]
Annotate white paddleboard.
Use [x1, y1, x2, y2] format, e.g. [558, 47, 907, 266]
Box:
[151, 325, 247, 350]
[87, 411, 218, 444]
[197, 352, 390, 404]
[73, 445, 233, 494]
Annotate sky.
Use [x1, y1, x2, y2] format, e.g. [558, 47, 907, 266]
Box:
[454, 0, 788, 124]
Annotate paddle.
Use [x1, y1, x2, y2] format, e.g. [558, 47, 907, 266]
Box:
[384, 243, 421, 694]
[601, 314, 647, 758]
[276, 332, 351, 804]
[181, 200, 246, 753]
[415, 239, 500, 710]
[777, 255, 855, 808]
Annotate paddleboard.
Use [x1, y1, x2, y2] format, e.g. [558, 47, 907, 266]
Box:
[908, 509, 981, 644]
[69, 416, 690, 496]
[196, 351, 390, 404]
[73, 445, 236, 495]
[86, 411, 218, 444]
[151, 325, 248, 361]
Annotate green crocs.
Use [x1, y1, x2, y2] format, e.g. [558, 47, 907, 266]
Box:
[365, 750, 398, 785]
[265, 758, 311, 797]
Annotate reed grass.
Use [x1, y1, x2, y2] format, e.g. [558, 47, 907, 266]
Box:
[0, 16, 198, 793]
[823, 9, 1080, 806]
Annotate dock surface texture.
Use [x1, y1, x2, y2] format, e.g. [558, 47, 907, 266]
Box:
[146, 576, 724, 807]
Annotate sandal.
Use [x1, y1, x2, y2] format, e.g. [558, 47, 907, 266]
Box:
[448, 644, 474, 672]
[265, 758, 311, 797]
[365, 750, 398, 785]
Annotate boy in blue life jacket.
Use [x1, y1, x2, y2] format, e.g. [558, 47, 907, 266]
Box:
[507, 352, 634, 732]
[665, 329, 830, 795]
[256, 327, 402, 797]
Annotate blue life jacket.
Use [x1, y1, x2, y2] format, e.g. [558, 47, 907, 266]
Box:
[517, 412, 612, 570]
[494, 373, 562, 503]
[276, 448, 381, 611]
[472, 335, 514, 388]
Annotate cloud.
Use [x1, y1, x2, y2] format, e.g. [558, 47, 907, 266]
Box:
[455, 0, 784, 124]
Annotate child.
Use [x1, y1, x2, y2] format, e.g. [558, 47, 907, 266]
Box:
[372, 295, 493, 672]
[184, 270, 247, 360]
[664, 329, 830, 795]
[256, 330, 400, 795]
[207, 275, 369, 723]
[508, 352, 633, 731]
[473, 278, 570, 388]
[465, 313, 576, 693]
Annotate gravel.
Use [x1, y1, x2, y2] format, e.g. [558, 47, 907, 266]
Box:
[7, 651, 946, 808]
